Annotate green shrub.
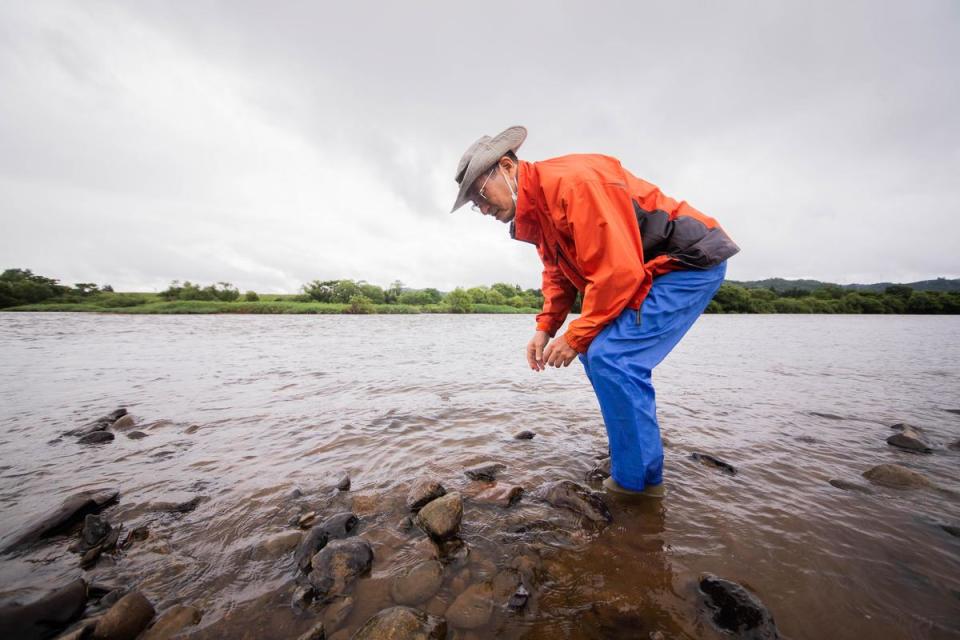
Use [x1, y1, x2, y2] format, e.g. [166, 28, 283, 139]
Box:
[244, 290, 260, 301]
[346, 294, 375, 314]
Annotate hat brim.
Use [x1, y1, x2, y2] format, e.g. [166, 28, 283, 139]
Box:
[450, 126, 527, 212]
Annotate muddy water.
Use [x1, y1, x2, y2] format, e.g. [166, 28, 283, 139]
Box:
[0, 313, 958, 639]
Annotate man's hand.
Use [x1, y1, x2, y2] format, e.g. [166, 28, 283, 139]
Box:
[542, 333, 579, 368]
[526, 330, 550, 371]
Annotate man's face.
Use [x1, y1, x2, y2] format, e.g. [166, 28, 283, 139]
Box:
[468, 160, 516, 224]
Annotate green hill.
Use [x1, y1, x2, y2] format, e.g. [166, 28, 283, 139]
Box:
[729, 277, 960, 293]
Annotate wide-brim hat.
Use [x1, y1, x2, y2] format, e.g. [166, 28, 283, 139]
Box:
[450, 125, 527, 212]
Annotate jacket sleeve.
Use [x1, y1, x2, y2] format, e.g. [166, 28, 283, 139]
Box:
[535, 244, 578, 337]
[561, 180, 647, 353]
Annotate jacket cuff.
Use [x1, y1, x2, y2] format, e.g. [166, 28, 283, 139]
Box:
[564, 331, 590, 354]
[536, 321, 557, 337]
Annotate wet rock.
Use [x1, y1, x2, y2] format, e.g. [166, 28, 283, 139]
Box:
[291, 584, 315, 612]
[809, 411, 845, 420]
[944, 409, 960, 416]
[435, 538, 470, 568]
[514, 430, 535, 440]
[491, 569, 522, 600]
[79, 431, 115, 445]
[65, 409, 126, 437]
[862, 464, 932, 489]
[0, 578, 87, 640]
[472, 484, 523, 508]
[336, 474, 351, 492]
[690, 452, 738, 475]
[887, 423, 932, 453]
[828, 479, 874, 495]
[507, 584, 529, 611]
[184, 424, 201, 435]
[415, 492, 463, 540]
[295, 622, 325, 640]
[464, 462, 506, 482]
[534, 480, 612, 525]
[950, 439, 960, 451]
[390, 560, 444, 605]
[80, 545, 104, 569]
[308, 538, 374, 602]
[111, 415, 136, 430]
[319, 512, 359, 540]
[289, 486, 304, 499]
[352, 606, 447, 640]
[699, 574, 779, 639]
[397, 516, 414, 532]
[322, 596, 353, 632]
[445, 582, 494, 629]
[941, 524, 960, 538]
[78, 514, 112, 550]
[140, 604, 202, 640]
[260, 530, 302, 556]
[126, 431, 149, 440]
[149, 496, 202, 513]
[3, 488, 119, 552]
[295, 527, 329, 573]
[120, 526, 149, 549]
[585, 457, 611, 482]
[297, 512, 319, 529]
[406, 478, 446, 512]
[91, 591, 155, 640]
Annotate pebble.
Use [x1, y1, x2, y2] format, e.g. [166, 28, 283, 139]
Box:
[406, 478, 447, 512]
[514, 430, 536, 440]
[336, 474, 351, 492]
[111, 415, 136, 430]
[415, 492, 463, 540]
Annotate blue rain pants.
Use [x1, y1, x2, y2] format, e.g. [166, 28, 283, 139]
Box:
[579, 261, 727, 491]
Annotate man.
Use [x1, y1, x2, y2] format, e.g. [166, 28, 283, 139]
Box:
[451, 126, 739, 498]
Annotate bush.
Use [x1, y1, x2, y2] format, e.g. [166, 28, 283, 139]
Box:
[244, 290, 260, 301]
[445, 288, 473, 313]
[346, 294, 375, 314]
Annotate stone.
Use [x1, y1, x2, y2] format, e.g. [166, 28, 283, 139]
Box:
[121, 526, 149, 549]
[295, 622, 325, 640]
[862, 464, 932, 489]
[390, 560, 444, 605]
[140, 604, 202, 640]
[887, 423, 932, 453]
[79, 514, 112, 550]
[295, 527, 329, 573]
[464, 462, 506, 482]
[260, 530, 302, 556]
[92, 591, 156, 640]
[80, 545, 104, 568]
[445, 582, 494, 630]
[308, 538, 374, 602]
[149, 496, 202, 513]
[690, 452, 738, 475]
[319, 512, 359, 539]
[514, 430, 535, 440]
[950, 439, 960, 451]
[406, 478, 446, 512]
[491, 569, 522, 600]
[337, 474, 351, 492]
[435, 538, 470, 568]
[507, 584, 529, 611]
[415, 492, 463, 540]
[472, 484, 523, 508]
[584, 457, 611, 482]
[79, 431, 115, 445]
[827, 479, 874, 495]
[298, 512, 319, 529]
[126, 431, 149, 440]
[111, 415, 136, 430]
[321, 596, 353, 631]
[397, 516, 414, 532]
[699, 574, 779, 639]
[941, 524, 960, 538]
[0, 578, 87, 640]
[534, 480, 612, 524]
[291, 584, 315, 611]
[3, 488, 119, 552]
[351, 606, 447, 640]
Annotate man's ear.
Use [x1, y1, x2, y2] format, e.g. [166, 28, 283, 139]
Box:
[498, 156, 516, 173]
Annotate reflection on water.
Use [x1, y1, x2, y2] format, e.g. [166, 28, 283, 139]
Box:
[0, 313, 958, 639]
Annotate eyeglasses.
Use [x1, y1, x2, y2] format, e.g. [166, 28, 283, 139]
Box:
[470, 167, 499, 213]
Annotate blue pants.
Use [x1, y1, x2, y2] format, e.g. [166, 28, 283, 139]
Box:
[579, 262, 727, 491]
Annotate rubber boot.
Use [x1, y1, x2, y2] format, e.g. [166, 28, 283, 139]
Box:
[603, 476, 666, 499]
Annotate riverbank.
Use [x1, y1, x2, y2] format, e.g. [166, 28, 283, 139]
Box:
[4, 300, 540, 315]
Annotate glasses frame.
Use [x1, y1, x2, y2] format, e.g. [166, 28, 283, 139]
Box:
[470, 166, 499, 212]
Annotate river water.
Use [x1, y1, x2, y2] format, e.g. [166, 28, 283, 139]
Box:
[0, 313, 958, 639]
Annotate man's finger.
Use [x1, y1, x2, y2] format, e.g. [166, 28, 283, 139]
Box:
[537, 342, 548, 368]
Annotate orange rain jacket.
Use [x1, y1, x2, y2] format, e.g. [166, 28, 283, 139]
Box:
[511, 154, 739, 354]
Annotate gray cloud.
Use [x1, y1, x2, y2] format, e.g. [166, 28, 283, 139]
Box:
[1, 0, 958, 292]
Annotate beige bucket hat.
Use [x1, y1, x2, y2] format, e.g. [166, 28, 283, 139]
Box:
[450, 125, 527, 212]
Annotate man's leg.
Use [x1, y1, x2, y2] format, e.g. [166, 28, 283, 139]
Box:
[580, 262, 727, 491]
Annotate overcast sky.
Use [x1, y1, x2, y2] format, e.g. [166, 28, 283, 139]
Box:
[1, 1, 958, 292]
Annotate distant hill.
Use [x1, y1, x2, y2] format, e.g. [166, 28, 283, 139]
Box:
[728, 277, 960, 293]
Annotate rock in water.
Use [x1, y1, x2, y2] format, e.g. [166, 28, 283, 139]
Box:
[321, 596, 353, 631]
[140, 604, 202, 640]
[79, 431, 115, 445]
[0, 578, 87, 640]
[445, 582, 494, 629]
[149, 496, 202, 513]
[390, 560, 444, 605]
[508, 584, 529, 611]
[337, 474, 351, 491]
[319, 512, 359, 539]
[308, 538, 374, 602]
[415, 492, 463, 540]
[828, 479, 874, 495]
[887, 423, 932, 453]
[690, 452, 738, 475]
[699, 574, 779, 639]
[406, 478, 446, 512]
[584, 457, 611, 482]
[3, 488, 119, 552]
[534, 480, 612, 524]
[473, 484, 524, 508]
[294, 527, 329, 573]
[92, 591, 156, 640]
[352, 606, 447, 640]
[111, 414, 136, 430]
[950, 439, 960, 451]
[514, 430, 536, 440]
[79, 513, 112, 550]
[862, 464, 932, 489]
[295, 622, 325, 640]
[464, 462, 506, 482]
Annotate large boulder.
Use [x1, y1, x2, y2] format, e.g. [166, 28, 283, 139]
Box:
[308, 538, 374, 602]
[534, 480, 612, 524]
[415, 493, 462, 541]
[886, 423, 932, 453]
[406, 479, 446, 512]
[3, 488, 119, 552]
[862, 464, 932, 489]
[351, 606, 446, 640]
[0, 578, 88, 640]
[91, 591, 156, 640]
[699, 574, 779, 639]
[390, 560, 444, 605]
